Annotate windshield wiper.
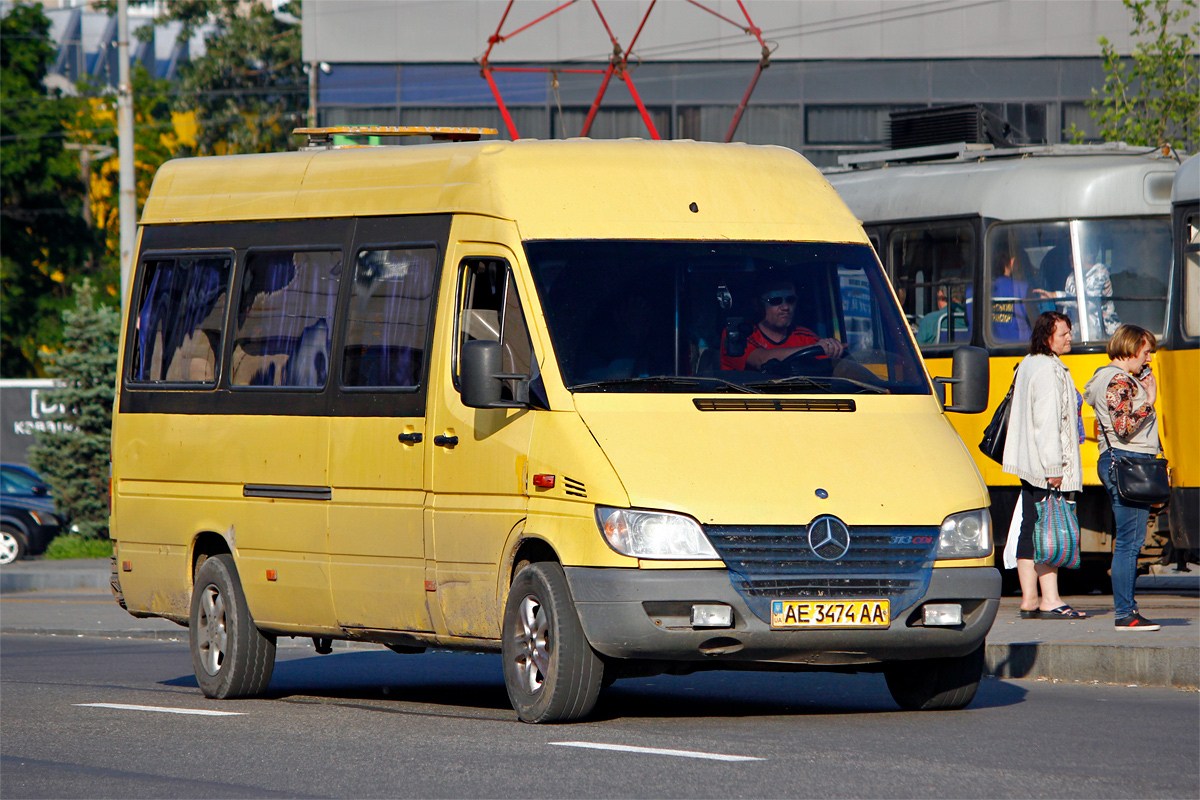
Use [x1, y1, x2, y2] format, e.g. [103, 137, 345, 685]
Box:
[745, 375, 888, 394]
[571, 375, 762, 394]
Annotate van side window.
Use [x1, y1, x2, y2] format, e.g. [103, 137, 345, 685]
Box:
[231, 249, 342, 388]
[342, 247, 438, 389]
[456, 258, 533, 394]
[130, 255, 232, 385]
[888, 223, 975, 349]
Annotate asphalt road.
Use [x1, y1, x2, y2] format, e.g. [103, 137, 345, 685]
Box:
[1, 635, 1197, 799]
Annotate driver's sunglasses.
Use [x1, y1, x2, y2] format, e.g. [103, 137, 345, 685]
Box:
[763, 294, 798, 307]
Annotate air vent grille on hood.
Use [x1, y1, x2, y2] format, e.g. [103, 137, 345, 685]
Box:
[693, 398, 856, 412]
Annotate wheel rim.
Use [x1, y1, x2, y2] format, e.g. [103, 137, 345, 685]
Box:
[0, 532, 18, 564]
[195, 584, 228, 676]
[512, 593, 551, 694]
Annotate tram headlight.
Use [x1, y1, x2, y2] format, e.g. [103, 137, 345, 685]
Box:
[595, 507, 720, 560]
[937, 509, 991, 559]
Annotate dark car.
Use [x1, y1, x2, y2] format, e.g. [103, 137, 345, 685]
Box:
[1, 464, 62, 564]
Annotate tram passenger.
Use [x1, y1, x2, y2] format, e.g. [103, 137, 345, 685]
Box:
[989, 241, 1034, 343]
[1034, 254, 1119, 339]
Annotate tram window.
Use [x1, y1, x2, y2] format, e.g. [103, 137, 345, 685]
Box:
[887, 223, 974, 349]
[1005, 219, 1171, 343]
[985, 224, 1059, 346]
[1185, 214, 1200, 339]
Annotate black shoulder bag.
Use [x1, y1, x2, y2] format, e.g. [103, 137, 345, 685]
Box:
[978, 368, 1017, 464]
[1098, 416, 1171, 506]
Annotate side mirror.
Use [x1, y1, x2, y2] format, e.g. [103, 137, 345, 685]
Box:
[936, 346, 989, 414]
[461, 340, 528, 409]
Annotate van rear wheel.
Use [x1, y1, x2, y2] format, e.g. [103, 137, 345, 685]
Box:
[189, 554, 276, 699]
[502, 562, 603, 723]
[883, 643, 985, 711]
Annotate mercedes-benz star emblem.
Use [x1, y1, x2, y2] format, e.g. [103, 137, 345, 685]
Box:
[808, 515, 851, 561]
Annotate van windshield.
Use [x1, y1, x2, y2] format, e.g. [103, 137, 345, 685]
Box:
[524, 240, 929, 395]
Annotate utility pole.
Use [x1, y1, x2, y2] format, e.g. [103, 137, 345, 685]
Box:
[308, 62, 318, 127]
[117, 0, 136, 307]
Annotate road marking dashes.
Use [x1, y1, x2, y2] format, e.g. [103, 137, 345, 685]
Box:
[75, 703, 243, 716]
[550, 741, 762, 762]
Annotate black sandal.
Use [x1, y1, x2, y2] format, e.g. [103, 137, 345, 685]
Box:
[1041, 605, 1086, 619]
[1019, 609, 1041, 619]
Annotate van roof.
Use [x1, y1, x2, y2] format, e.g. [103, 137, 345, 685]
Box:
[825, 148, 1179, 223]
[140, 138, 867, 243]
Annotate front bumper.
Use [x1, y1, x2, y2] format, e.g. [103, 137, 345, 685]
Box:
[564, 566, 1000, 665]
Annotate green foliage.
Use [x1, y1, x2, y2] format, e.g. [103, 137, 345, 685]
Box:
[73, 66, 188, 280]
[43, 533, 113, 560]
[1080, 0, 1199, 151]
[160, 0, 305, 155]
[1, 3, 101, 377]
[27, 280, 120, 539]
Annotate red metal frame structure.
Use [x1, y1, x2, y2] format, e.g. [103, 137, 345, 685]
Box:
[477, 0, 771, 142]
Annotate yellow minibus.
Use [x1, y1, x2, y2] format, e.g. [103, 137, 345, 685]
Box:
[111, 129, 997, 722]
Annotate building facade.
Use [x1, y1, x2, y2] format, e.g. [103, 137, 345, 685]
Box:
[301, 0, 1171, 165]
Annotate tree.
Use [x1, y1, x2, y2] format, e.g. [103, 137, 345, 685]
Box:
[159, 0, 306, 155]
[27, 280, 120, 540]
[71, 67, 195, 281]
[1, 3, 99, 377]
[1084, 0, 1199, 152]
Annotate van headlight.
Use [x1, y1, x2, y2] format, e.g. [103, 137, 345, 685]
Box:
[595, 507, 720, 560]
[938, 509, 991, 559]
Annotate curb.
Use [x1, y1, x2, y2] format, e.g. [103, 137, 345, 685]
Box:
[0, 627, 186, 641]
[985, 642, 1199, 690]
[0, 571, 111, 594]
[3, 625, 1195, 689]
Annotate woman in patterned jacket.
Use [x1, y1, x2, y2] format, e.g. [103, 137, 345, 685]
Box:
[1083, 324, 1163, 631]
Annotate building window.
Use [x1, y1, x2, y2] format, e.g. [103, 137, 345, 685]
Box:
[806, 106, 893, 145]
[552, 107, 671, 140]
[1062, 103, 1102, 142]
[982, 102, 1048, 144]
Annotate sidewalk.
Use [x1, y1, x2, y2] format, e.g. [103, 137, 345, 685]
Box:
[2, 558, 1197, 688]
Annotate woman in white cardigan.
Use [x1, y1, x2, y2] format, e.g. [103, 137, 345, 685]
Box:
[1002, 310, 1086, 619]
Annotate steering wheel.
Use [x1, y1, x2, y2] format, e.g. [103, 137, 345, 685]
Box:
[760, 344, 829, 376]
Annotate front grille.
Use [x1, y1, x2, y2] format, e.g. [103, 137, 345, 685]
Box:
[704, 524, 939, 624]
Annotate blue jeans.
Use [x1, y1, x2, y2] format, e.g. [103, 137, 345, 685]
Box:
[1098, 448, 1153, 619]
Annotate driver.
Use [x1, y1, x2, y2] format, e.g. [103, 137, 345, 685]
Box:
[720, 280, 846, 371]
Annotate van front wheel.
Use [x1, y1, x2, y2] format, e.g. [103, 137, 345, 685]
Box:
[502, 562, 603, 723]
[189, 554, 276, 699]
[883, 644, 985, 711]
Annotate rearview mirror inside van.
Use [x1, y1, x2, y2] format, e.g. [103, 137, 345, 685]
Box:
[936, 346, 989, 414]
[461, 340, 529, 409]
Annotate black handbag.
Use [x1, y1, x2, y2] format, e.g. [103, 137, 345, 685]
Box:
[1098, 421, 1171, 506]
[978, 370, 1016, 464]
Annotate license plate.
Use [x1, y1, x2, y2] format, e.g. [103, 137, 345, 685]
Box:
[770, 599, 890, 629]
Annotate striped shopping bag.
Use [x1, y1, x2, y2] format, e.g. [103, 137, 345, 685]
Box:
[1033, 490, 1081, 569]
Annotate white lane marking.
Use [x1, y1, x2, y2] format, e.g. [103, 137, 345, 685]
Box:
[75, 703, 244, 716]
[550, 741, 762, 762]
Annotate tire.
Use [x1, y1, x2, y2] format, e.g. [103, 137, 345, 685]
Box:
[0, 525, 28, 565]
[189, 554, 276, 699]
[501, 562, 604, 723]
[884, 644, 985, 711]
